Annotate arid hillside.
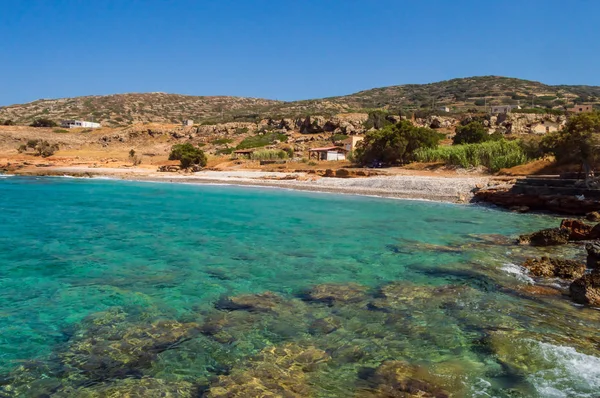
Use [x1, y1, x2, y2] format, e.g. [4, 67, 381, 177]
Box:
[1, 76, 599, 127]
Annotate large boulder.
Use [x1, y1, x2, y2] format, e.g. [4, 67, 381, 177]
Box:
[560, 219, 593, 240]
[586, 242, 600, 269]
[570, 269, 600, 306]
[518, 228, 570, 246]
[522, 256, 585, 280]
[586, 211, 600, 222]
[591, 224, 600, 239]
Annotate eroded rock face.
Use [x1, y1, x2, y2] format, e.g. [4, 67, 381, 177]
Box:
[360, 361, 450, 398]
[587, 242, 600, 269]
[301, 283, 369, 305]
[560, 219, 593, 240]
[205, 343, 330, 398]
[522, 256, 585, 280]
[570, 269, 600, 306]
[518, 228, 570, 246]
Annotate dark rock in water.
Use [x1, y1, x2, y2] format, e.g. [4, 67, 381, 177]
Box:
[359, 361, 450, 398]
[309, 316, 341, 335]
[518, 228, 569, 246]
[570, 269, 600, 306]
[368, 282, 476, 312]
[586, 211, 600, 222]
[560, 219, 594, 240]
[522, 256, 585, 280]
[51, 377, 198, 397]
[301, 283, 368, 305]
[215, 291, 288, 313]
[587, 242, 600, 269]
[61, 316, 200, 381]
[0, 360, 64, 397]
[591, 224, 600, 240]
[204, 343, 329, 397]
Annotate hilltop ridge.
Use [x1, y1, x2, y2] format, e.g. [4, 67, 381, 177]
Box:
[1, 76, 599, 126]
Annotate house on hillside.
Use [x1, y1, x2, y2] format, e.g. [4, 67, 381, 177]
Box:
[490, 105, 521, 114]
[61, 120, 101, 128]
[308, 146, 348, 161]
[531, 120, 561, 134]
[567, 104, 593, 113]
[343, 136, 364, 152]
[183, 119, 194, 126]
[438, 106, 450, 113]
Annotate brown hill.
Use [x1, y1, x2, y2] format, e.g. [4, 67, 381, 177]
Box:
[1, 76, 599, 126]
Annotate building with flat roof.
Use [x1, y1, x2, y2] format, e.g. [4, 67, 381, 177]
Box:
[308, 146, 348, 161]
[61, 120, 101, 128]
[567, 104, 593, 113]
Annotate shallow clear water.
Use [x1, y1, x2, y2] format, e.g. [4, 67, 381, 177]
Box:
[0, 176, 599, 397]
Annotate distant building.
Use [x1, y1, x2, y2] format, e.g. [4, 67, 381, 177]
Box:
[438, 106, 450, 113]
[183, 119, 194, 126]
[490, 105, 521, 114]
[308, 146, 348, 161]
[531, 120, 561, 134]
[343, 136, 364, 152]
[567, 104, 593, 113]
[61, 120, 101, 128]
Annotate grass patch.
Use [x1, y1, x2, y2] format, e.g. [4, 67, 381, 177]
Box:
[250, 149, 288, 160]
[53, 129, 69, 134]
[210, 138, 233, 145]
[236, 132, 288, 150]
[215, 148, 234, 155]
[414, 139, 528, 172]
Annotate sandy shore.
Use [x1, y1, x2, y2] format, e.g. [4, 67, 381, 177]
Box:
[9, 166, 491, 203]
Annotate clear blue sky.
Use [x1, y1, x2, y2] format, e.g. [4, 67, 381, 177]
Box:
[1, 0, 599, 106]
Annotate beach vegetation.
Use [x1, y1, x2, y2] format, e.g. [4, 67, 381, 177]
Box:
[168, 143, 207, 169]
[30, 118, 58, 128]
[540, 111, 600, 169]
[414, 139, 528, 172]
[250, 149, 288, 160]
[17, 139, 59, 157]
[453, 122, 501, 145]
[236, 132, 288, 150]
[354, 120, 443, 166]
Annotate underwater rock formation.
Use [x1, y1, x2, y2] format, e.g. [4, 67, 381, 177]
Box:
[51, 377, 198, 397]
[301, 283, 369, 305]
[359, 361, 450, 398]
[522, 256, 585, 279]
[205, 343, 330, 397]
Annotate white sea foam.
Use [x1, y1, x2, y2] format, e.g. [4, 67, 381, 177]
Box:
[528, 340, 600, 397]
[501, 262, 534, 284]
[0, 174, 15, 178]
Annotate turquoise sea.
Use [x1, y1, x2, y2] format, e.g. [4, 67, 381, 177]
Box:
[0, 176, 599, 397]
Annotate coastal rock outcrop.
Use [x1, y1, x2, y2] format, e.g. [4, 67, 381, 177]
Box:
[518, 227, 570, 246]
[522, 256, 585, 279]
[560, 219, 594, 240]
[587, 211, 600, 222]
[587, 242, 600, 269]
[570, 269, 600, 306]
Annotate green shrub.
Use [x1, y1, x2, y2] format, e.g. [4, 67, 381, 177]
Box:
[53, 129, 69, 134]
[235, 127, 249, 135]
[362, 110, 394, 130]
[308, 161, 317, 166]
[210, 138, 233, 145]
[354, 120, 443, 166]
[236, 132, 288, 150]
[331, 133, 348, 142]
[414, 139, 528, 172]
[250, 149, 288, 160]
[168, 143, 207, 169]
[216, 148, 234, 155]
[30, 118, 57, 128]
[453, 122, 501, 145]
[20, 140, 59, 157]
[3, 119, 15, 126]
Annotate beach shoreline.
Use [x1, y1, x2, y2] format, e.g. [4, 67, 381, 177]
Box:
[7, 166, 491, 203]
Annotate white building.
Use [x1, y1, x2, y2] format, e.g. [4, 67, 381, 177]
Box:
[61, 120, 101, 128]
[438, 106, 450, 113]
[183, 119, 194, 126]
